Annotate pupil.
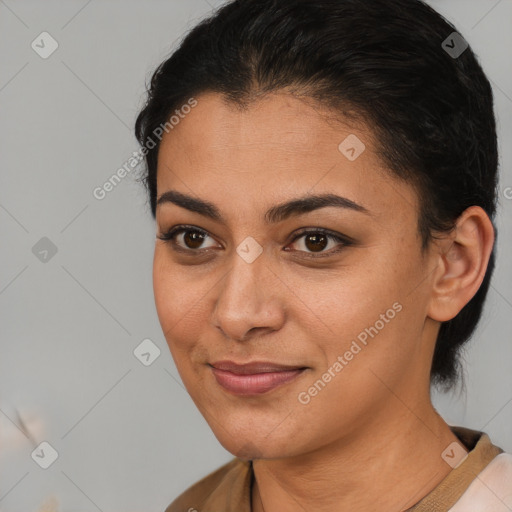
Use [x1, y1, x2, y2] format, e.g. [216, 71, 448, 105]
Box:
[185, 231, 205, 249]
[305, 234, 327, 252]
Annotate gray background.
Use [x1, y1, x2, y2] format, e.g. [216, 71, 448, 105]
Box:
[0, 1, 510, 511]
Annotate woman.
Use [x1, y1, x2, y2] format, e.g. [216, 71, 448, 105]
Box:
[135, 0, 512, 510]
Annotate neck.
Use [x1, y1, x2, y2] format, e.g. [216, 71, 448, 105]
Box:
[251, 400, 460, 512]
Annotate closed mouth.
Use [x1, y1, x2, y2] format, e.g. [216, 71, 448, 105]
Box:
[208, 360, 308, 395]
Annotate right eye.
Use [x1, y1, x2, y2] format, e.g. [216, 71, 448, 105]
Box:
[157, 225, 220, 253]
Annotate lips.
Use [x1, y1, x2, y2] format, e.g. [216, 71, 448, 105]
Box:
[209, 360, 307, 395]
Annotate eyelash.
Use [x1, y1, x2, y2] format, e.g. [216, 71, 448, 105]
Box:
[156, 225, 352, 258]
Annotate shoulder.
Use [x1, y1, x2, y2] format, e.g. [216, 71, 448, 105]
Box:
[164, 457, 252, 512]
[449, 452, 512, 511]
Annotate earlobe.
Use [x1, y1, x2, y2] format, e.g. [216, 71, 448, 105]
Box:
[427, 206, 495, 323]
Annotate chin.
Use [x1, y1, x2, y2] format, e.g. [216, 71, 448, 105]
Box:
[212, 426, 300, 461]
[231, 440, 267, 461]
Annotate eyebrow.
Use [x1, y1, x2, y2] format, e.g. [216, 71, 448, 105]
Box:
[156, 189, 370, 224]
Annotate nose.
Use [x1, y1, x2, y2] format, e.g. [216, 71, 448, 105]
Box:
[212, 250, 286, 343]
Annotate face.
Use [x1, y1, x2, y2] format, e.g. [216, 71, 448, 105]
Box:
[153, 91, 439, 460]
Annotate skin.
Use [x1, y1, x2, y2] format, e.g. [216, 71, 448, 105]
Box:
[152, 91, 495, 511]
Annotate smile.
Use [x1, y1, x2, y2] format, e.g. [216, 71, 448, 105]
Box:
[209, 361, 308, 395]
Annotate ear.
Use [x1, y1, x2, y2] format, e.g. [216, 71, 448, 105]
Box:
[427, 206, 495, 322]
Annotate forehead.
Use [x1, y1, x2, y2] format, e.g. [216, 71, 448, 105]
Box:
[159, 91, 369, 159]
[155, 91, 419, 225]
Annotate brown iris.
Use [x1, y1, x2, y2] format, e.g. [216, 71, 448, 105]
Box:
[184, 230, 207, 249]
[303, 233, 328, 252]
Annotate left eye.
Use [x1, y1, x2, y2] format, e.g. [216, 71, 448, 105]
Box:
[288, 230, 349, 255]
[157, 226, 350, 256]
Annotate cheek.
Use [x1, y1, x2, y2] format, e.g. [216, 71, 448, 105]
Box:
[152, 249, 206, 355]
[153, 253, 178, 331]
[306, 248, 425, 371]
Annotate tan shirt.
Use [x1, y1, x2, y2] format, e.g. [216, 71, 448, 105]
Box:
[165, 427, 509, 511]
